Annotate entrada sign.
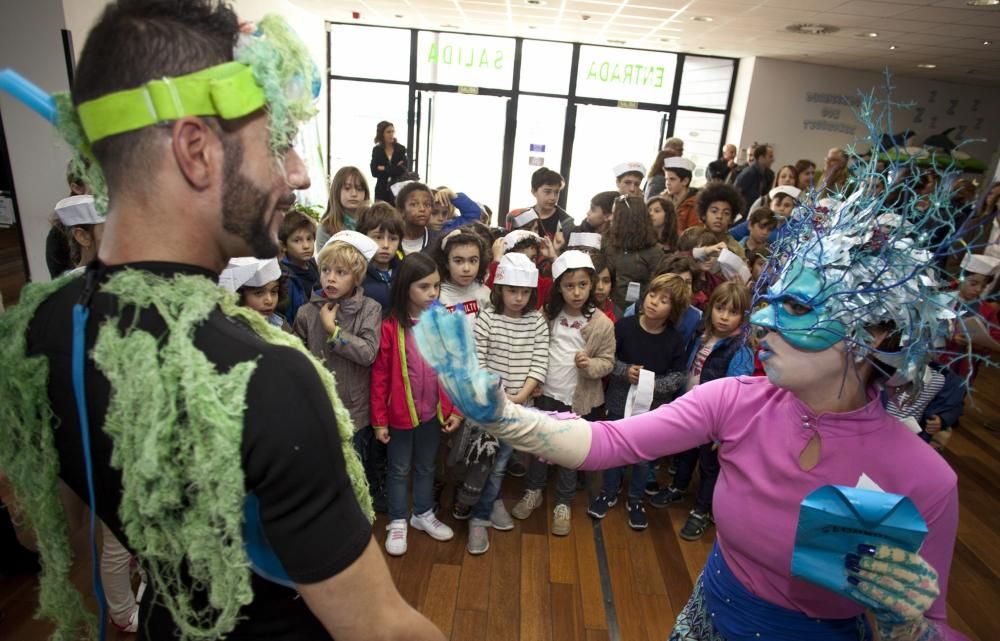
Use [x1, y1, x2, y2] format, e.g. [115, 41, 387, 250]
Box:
[585, 61, 668, 88]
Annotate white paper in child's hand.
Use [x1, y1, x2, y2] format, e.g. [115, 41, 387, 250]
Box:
[624, 369, 655, 417]
[625, 281, 641, 303]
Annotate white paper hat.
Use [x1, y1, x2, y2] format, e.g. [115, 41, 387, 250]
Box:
[568, 232, 602, 250]
[511, 208, 539, 229]
[552, 249, 595, 281]
[768, 185, 802, 201]
[54, 195, 102, 227]
[494, 252, 539, 288]
[662, 157, 696, 173]
[613, 161, 646, 178]
[323, 230, 379, 263]
[390, 180, 415, 198]
[961, 253, 1000, 276]
[503, 229, 541, 252]
[219, 257, 281, 292]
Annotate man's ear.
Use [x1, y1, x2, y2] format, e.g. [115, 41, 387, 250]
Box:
[171, 116, 221, 190]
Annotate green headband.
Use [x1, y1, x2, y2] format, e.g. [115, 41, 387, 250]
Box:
[76, 61, 266, 143]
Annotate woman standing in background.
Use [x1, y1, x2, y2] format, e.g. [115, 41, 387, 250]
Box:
[371, 121, 409, 204]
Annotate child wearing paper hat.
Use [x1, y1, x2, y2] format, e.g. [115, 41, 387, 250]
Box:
[54, 195, 104, 271]
[485, 229, 553, 310]
[942, 253, 1000, 383]
[614, 162, 646, 198]
[293, 229, 384, 446]
[219, 256, 290, 332]
[458, 251, 550, 553]
[510, 249, 614, 537]
[663, 156, 700, 233]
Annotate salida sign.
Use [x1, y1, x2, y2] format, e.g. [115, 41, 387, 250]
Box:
[427, 42, 505, 70]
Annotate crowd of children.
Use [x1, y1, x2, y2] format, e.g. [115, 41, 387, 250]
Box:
[203, 155, 996, 559]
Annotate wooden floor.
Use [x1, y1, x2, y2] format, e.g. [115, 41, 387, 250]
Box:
[2, 367, 999, 640]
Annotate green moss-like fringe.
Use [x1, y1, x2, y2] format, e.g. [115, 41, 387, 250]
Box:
[0, 272, 96, 641]
[0, 269, 372, 641]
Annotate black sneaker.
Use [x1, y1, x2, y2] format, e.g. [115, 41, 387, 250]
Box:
[644, 480, 662, 496]
[586, 492, 618, 519]
[452, 503, 472, 521]
[650, 486, 685, 508]
[667, 460, 678, 476]
[679, 510, 712, 541]
[627, 500, 648, 530]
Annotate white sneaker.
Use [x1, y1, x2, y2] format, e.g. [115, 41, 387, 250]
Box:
[410, 509, 455, 541]
[490, 499, 514, 531]
[385, 519, 408, 556]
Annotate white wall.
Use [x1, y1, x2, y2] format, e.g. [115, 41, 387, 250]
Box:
[728, 57, 1000, 171]
[0, 0, 72, 282]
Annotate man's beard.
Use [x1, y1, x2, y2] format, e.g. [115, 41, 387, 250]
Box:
[220, 137, 288, 259]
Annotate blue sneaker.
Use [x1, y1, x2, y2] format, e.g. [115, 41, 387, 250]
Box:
[627, 499, 648, 530]
[587, 492, 618, 519]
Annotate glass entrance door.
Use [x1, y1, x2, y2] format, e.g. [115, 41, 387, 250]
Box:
[415, 91, 509, 221]
[565, 105, 668, 222]
[329, 79, 410, 200]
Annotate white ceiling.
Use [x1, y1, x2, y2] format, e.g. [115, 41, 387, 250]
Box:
[290, 0, 1000, 86]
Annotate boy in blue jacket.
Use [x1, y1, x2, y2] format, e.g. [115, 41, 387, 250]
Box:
[357, 202, 405, 311]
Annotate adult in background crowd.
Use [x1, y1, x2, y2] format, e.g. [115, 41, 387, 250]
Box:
[371, 120, 409, 204]
[662, 136, 685, 156]
[817, 147, 849, 198]
[707, 144, 738, 184]
[795, 158, 817, 193]
[733, 142, 775, 217]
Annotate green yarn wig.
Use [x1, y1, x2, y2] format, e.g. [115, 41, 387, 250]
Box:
[0, 270, 372, 641]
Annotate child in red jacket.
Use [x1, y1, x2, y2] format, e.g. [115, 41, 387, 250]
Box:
[371, 253, 463, 556]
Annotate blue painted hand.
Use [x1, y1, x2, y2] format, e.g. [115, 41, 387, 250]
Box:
[412, 302, 505, 425]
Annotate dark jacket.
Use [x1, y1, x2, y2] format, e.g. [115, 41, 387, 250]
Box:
[280, 256, 320, 325]
[604, 244, 664, 314]
[687, 333, 754, 385]
[362, 252, 402, 310]
[370, 143, 408, 204]
[733, 163, 774, 216]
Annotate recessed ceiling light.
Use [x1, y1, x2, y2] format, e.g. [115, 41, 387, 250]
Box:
[859, 32, 879, 38]
[691, 16, 713, 22]
[581, 14, 591, 21]
[917, 63, 937, 69]
[525, 0, 547, 4]
[966, 0, 999, 5]
[527, 25, 537, 29]
[889, 45, 897, 50]
[394, 13, 404, 18]
[984, 40, 993, 45]
[660, 37, 677, 42]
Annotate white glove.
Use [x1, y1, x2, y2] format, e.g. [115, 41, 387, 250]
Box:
[413, 303, 592, 468]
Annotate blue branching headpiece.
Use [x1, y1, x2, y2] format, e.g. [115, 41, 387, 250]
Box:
[751, 76, 997, 389]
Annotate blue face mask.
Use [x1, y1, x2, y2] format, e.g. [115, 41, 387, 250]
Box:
[750, 259, 848, 351]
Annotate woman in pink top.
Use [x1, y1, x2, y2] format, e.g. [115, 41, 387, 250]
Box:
[414, 144, 984, 640]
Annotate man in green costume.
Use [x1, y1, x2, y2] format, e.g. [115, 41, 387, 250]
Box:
[0, 1, 445, 640]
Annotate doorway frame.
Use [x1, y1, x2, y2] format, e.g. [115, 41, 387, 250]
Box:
[325, 23, 738, 220]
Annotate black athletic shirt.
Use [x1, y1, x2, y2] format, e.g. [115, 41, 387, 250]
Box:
[26, 262, 371, 640]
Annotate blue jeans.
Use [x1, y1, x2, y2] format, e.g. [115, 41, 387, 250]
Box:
[602, 461, 650, 501]
[352, 426, 387, 493]
[386, 418, 442, 521]
[470, 441, 513, 520]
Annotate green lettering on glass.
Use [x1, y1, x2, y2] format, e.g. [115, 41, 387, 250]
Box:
[583, 59, 668, 88]
[425, 43, 506, 71]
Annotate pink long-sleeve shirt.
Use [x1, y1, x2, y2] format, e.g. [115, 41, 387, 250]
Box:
[582, 376, 966, 639]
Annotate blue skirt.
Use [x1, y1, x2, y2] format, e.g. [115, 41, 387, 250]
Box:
[669, 544, 870, 641]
